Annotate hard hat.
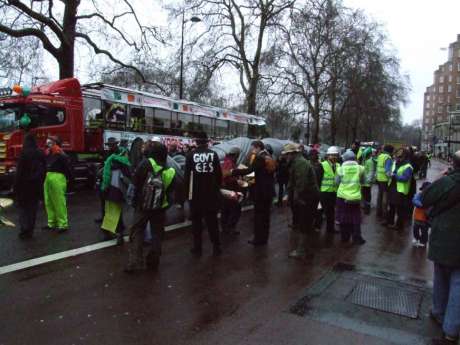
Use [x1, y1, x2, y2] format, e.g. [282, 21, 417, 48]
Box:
[327, 146, 340, 155]
[150, 136, 162, 143]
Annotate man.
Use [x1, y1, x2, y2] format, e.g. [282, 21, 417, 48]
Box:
[220, 147, 242, 235]
[185, 132, 222, 256]
[351, 141, 363, 164]
[276, 152, 289, 206]
[361, 147, 376, 215]
[309, 149, 324, 230]
[284, 144, 319, 259]
[43, 136, 72, 232]
[376, 145, 394, 220]
[95, 137, 120, 224]
[232, 141, 276, 246]
[125, 142, 176, 273]
[319, 146, 340, 234]
[421, 151, 460, 345]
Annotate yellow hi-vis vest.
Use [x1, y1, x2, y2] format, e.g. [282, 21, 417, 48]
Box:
[389, 162, 413, 196]
[337, 163, 363, 201]
[149, 158, 176, 208]
[321, 160, 340, 192]
[376, 153, 391, 182]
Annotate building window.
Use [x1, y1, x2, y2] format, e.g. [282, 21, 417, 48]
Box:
[439, 75, 444, 83]
[438, 105, 443, 113]
[448, 85, 452, 93]
[456, 104, 460, 111]
[457, 89, 460, 98]
[457, 76, 460, 84]
[439, 86, 444, 93]
[426, 102, 430, 109]
[458, 63, 460, 72]
[449, 75, 453, 82]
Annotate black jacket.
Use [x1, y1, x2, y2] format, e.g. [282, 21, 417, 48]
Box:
[233, 150, 275, 202]
[14, 147, 46, 204]
[184, 146, 222, 211]
[46, 152, 72, 181]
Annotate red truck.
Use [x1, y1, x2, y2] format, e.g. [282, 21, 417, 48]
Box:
[0, 78, 266, 189]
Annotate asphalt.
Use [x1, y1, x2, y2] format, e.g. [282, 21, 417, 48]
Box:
[0, 160, 449, 345]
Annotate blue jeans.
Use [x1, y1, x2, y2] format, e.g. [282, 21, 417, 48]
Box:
[433, 263, 460, 338]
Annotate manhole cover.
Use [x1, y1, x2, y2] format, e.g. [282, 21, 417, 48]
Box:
[348, 281, 422, 319]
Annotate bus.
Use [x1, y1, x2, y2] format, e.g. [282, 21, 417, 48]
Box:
[0, 78, 266, 188]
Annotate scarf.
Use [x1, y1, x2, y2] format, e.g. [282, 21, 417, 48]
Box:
[101, 148, 131, 191]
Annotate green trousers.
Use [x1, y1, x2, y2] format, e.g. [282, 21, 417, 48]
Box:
[44, 172, 68, 229]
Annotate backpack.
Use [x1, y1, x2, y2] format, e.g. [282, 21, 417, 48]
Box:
[140, 165, 165, 211]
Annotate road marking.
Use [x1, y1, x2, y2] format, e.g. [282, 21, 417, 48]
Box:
[0, 205, 255, 276]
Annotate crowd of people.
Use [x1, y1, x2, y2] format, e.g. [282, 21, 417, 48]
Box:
[11, 131, 460, 344]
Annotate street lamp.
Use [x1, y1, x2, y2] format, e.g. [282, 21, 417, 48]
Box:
[179, 12, 201, 100]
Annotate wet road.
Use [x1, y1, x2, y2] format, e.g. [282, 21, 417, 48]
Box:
[0, 160, 448, 345]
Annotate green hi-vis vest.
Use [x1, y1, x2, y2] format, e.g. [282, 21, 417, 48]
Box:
[362, 158, 375, 187]
[149, 158, 176, 208]
[321, 160, 340, 192]
[376, 153, 391, 182]
[389, 162, 413, 196]
[337, 163, 363, 201]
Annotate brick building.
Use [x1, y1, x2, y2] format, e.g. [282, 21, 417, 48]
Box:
[423, 34, 460, 155]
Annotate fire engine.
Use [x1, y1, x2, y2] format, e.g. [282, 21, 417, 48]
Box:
[0, 78, 266, 189]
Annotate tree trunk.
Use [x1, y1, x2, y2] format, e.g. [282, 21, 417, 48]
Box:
[59, 0, 80, 79]
[246, 77, 258, 115]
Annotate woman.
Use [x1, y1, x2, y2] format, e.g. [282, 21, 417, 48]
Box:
[386, 149, 413, 231]
[14, 134, 46, 239]
[101, 147, 131, 245]
[335, 150, 366, 245]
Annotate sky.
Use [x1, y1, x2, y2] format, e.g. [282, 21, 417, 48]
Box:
[344, 0, 460, 124]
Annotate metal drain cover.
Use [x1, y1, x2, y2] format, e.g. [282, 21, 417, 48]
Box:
[348, 282, 422, 319]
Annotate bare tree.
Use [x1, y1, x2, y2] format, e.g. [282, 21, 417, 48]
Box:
[0, 0, 164, 82]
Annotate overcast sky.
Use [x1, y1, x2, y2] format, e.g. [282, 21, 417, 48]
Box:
[344, 0, 460, 124]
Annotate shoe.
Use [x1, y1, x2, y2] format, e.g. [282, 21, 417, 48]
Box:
[429, 311, 443, 326]
[288, 249, 306, 259]
[190, 247, 202, 257]
[213, 246, 222, 256]
[418, 242, 427, 248]
[412, 239, 419, 246]
[248, 240, 267, 246]
[116, 235, 124, 246]
[56, 227, 69, 233]
[42, 225, 54, 231]
[431, 336, 458, 344]
[352, 238, 366, 246]
[94, 218, 103, 224]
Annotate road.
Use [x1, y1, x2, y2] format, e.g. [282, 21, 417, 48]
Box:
[0, 160, 448, 345]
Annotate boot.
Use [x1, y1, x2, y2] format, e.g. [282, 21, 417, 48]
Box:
[289, 233, 307, 259]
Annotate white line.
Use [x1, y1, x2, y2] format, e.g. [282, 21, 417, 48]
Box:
[0, 204, 256, 276]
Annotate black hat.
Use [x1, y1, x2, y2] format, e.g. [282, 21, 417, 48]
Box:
[195, 131, 208, 141]
[105, 137, 119, 145]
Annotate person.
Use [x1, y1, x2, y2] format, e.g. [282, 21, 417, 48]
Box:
[419, 151, 429, 179]
[220, 147, 243, 235]
[420, 150, 460, 345]
[376, 145, 394, 220]
[13, 134, 46, 239]
[95, 137, 120, 224]
[125, 142, 176, 273]
[276, 153, 289, 206]
[283, 143, 319, 259]
[412, 181, 431, 248]
[385, 149, 413, 231]
[335, 150, 366, 245]
[309, 149, 324, 230]
[351, 141, 363, 164]
[168, 144, 181, 157]
[361, 147, 376, 215]
[319, 146, 340, 234]
[100, 147, 131, 245]
[232, 140, 276, 246]
[185, 132, 223, 256]
[43, 135, 72, 232]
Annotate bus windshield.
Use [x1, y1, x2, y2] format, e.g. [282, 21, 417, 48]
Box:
[0, 104, 21, 132]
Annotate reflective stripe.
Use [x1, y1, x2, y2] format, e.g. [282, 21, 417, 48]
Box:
[321, 161, 339, 192]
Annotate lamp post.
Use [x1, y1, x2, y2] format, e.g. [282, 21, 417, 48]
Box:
[179, 12, 201, 100]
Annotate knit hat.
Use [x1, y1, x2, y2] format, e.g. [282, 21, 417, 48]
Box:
[342, 149, 356, 161]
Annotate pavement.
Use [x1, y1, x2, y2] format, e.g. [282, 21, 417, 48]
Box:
[0, 160, 450, 345]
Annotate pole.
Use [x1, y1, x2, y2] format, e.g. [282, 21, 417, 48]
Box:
[306, 112, 310, 145]
[179, 10, 185, 100]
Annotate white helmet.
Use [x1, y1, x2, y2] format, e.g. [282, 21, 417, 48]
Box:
[150, 136, 162, 143]
[327, 146, 340, 155]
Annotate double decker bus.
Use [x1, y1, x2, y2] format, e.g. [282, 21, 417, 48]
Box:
[0, 78, 266, 188]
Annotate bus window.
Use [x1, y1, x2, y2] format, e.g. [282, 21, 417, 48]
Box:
[229, 121, 247, 137]
[25, 104, 66, 128]
[145, 107, 154, 130]
[129, 106, 145, 132]
[215, 119, 228, 138]
[199, 116, 213, 136]
[83, 97, 102, 128]
[178, 112, 193, 131]
[154, 108, 171, 128]
[103, 101, 126, 130]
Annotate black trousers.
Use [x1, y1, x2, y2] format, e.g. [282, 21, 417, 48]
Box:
[320, 192, 336, 233]
[413, 222, 429, 244]
[254, 197, 272, 243]
[18, 199, 39, 235]
[340, 223, 362, 242]
[128, 209, 166, 267]
[376, 182, 389, 218]
[191, 206, 220, 249]
[221, 198, 242, 231]
[362, 186, 372, 213]
[293, 198, 319, 234]
[387, 203, 408, 230]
